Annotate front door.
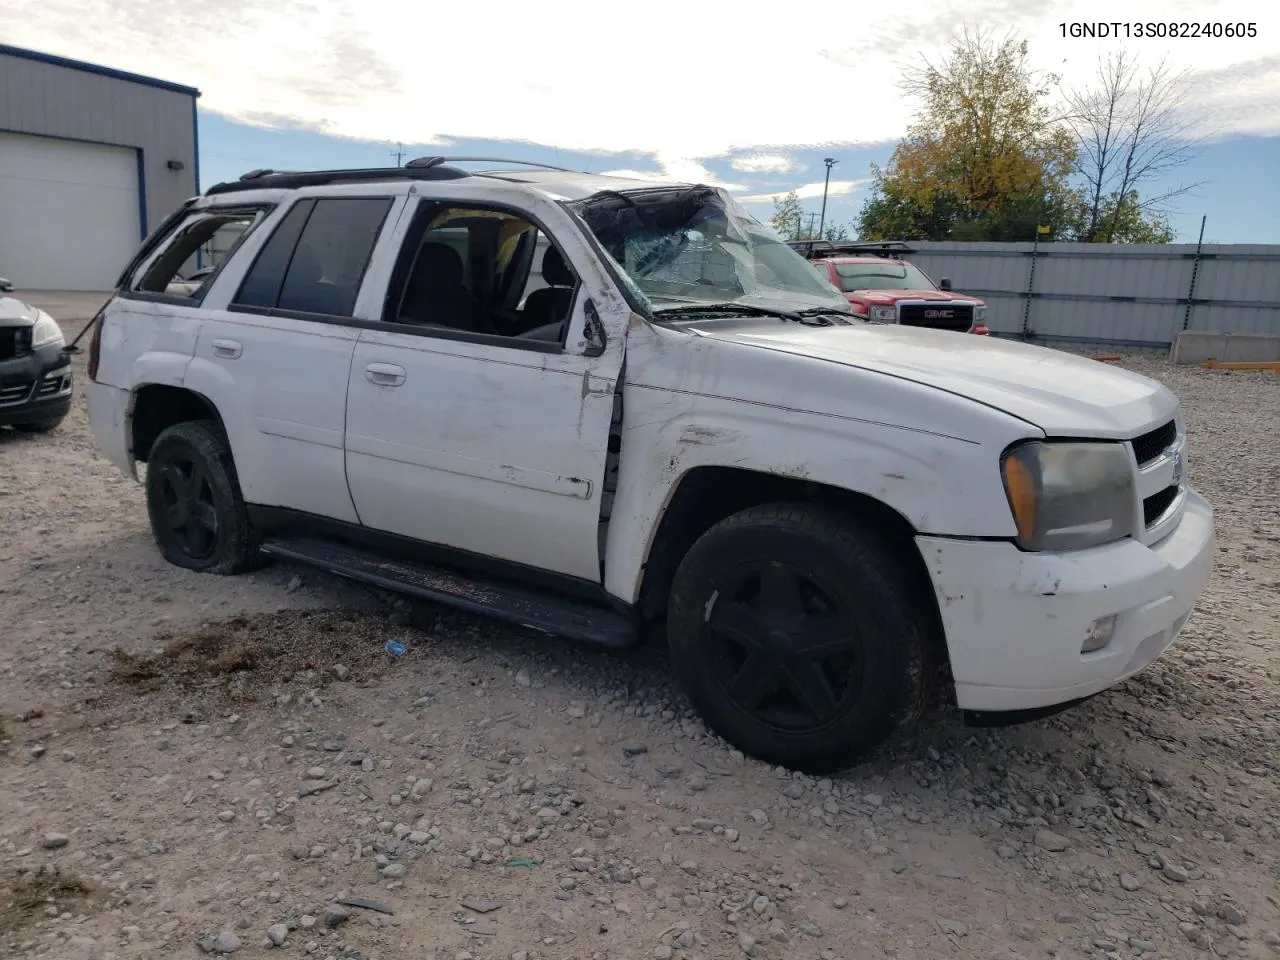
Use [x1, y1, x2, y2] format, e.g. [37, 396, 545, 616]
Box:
[343, 193, 626, 582]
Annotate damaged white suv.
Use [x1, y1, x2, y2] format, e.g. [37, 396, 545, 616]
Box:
[85, 158, 1214, 772]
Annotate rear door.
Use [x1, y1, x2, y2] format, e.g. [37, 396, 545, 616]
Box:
[183, 188, 409, 522]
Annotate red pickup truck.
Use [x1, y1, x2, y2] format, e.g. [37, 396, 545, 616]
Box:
[789, 241, 989, 335]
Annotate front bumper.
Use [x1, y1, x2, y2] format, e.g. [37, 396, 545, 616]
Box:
[0, 345, 74, 426]
[917, 489, 1214, 712]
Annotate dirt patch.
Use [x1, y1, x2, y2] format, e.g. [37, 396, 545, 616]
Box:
[0, 866, 93, 936]
[94, 608, 422, 718]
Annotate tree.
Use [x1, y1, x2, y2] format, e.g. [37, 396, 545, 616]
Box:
[770, 191, 804, 239]
[1063, 51, 1202, 243]
[858, 29, 1078, 242]
[770, 191, 852, 241]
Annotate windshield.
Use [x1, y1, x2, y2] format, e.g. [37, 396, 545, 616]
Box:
[574, 186, 851, 315]
[833, 262, 936, 292]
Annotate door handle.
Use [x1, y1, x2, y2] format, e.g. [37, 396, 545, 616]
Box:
[211, 338, 242, 359]
[365, 362, 406, 387]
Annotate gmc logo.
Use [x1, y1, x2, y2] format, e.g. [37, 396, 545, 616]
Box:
[923, 309, 955, 319]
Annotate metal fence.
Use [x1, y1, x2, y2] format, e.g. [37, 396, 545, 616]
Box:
[904, 241, 1280, 350]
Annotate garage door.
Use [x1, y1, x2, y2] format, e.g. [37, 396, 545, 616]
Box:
[0, 132, 141, 291]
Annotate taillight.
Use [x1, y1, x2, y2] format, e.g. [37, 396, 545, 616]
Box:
[87, 306, 107, 381]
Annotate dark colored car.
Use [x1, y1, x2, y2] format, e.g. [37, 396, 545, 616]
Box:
[0, 295, 73, 432]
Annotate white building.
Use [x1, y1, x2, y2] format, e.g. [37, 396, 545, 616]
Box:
[0, 43, 200, 291]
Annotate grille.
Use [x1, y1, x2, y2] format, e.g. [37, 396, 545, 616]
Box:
[38, 373, 69, 397]
[898, 303, 973, 332]
[0, 381, 33, 405]
[1143, 485, 1179, 526]
[1132, 420, 1176, 466]
[0, 326, 32, 361]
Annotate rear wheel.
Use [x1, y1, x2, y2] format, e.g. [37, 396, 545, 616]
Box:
[144, 419, 260, 574]
[667, 502, 934, 774]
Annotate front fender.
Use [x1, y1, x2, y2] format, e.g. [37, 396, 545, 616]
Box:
[602, 325, 1038, 604]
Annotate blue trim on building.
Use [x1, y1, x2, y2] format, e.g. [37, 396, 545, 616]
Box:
[136, 149, 149, 241]
[192, 98, 201, 194]
[0, 42, 201, 98]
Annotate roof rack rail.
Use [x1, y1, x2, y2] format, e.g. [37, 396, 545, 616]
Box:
[406, 155, 574, 172]
[205, 164, 472, 197]
[787, 239, 917, 259]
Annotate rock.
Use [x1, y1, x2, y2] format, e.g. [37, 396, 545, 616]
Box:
[863, 793, 884, 807]
[833, 897, 849, 909]
[298, 780, 337, 797]
[299, 916, 316, 930]
[213, 932, 241, 953]
[332, 664, 350, 681]
[515, 669, 531, 687]
[937, 919, 969, 937]
[749, 809, 769, 825]
[266, 924, 288, 947]
[679, 860, 698, 875]
[1035, 829, 1069, 852]
[1218, 903, 1247, 925]
[411, 778, 433, 798]
[738, 931, 758, 956]
[653, 946, 673, 959]
[1120, 874, 1143, 891]
[381, 863, 407, 879]
[218, 810, 236, 823]
[461, 896, 504, 914]
[323, 904, 350, 928]
[752, 895, 770, 915]
[1163, 863, 1190, 883]
[40, 832, 69, 850]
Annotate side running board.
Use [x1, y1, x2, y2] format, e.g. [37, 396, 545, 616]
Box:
[259, 536, 637, 648]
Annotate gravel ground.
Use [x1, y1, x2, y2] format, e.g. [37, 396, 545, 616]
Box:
[1, 303, 1278, 960]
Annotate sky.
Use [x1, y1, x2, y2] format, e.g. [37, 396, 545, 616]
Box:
[7, 0, 1279, 242]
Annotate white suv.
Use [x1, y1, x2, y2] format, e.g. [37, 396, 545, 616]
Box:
[85, 158, 1214, 772]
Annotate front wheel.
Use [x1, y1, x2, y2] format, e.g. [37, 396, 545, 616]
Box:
[667, 503, 935, 774]
[144, 419, 261, 574]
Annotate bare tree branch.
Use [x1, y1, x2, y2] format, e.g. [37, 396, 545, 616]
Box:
[1063, 50, 1205, 241]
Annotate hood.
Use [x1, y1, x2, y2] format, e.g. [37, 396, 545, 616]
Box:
[851, 289, 984, 305]
[0, 296, 37, 328]
[693, 321, 1176, 437]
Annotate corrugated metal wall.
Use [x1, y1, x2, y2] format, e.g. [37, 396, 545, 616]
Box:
[0, 49, 197, 237]
[906, 242, 1280, 348]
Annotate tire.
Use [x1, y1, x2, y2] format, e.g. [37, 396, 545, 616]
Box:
[14, 416, 65, 433]
[667, 502, 936, 774]
[144, 419, 261, 575]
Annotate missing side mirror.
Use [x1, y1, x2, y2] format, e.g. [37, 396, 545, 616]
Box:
[583, 299, 606, 357]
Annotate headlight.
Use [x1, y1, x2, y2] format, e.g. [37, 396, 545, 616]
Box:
[868, 306, 896, 322]
[974, 306, 987, 322]
[1000, 441, 1136, 551]
[31, 315, 65, 349]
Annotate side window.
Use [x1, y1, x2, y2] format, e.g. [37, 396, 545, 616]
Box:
[233, 197, 392, 318]
[131, 208, 268, 298]
[235, 200, 314, 309]
[388, 204, 578, 345]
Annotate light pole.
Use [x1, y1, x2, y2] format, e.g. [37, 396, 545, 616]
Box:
[818, 157, 837, 240]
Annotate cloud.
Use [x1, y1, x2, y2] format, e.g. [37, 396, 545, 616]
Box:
[730, 154, 796, 173]
[739, 180, 871, 204]
[5, 0, 1278, 167]
[599, 154, 749, 191]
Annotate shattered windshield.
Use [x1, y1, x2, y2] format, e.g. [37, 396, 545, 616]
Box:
[573, 186, 851, 316]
